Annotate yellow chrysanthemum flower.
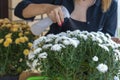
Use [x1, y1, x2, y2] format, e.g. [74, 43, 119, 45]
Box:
[21, 25, 26, 28]
[1, 24, 6, 28]
[25, 31, 30, 35]
[6, 24, 12, 28]
[18, 33, 23, 37]
[5, 33, 12, 38]
[15, 38, 20, 44]
[6, 38, 12, 44]
[0, 39, 4, 44]
[23, 49, 30, 56]
[28, 42, 33, 48]
[26, 28, 30, 31]
[10, 27, 18, 32]
[19, 37, 26, 43]
[0, 19, 4, 23]
[24, 36, 29, 42]
[3, 41, 10, 47]
[12, 24, 20, 28]
[3, 18, 10, 24]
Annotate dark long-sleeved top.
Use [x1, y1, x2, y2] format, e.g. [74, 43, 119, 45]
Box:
[14, 0, 117, 36]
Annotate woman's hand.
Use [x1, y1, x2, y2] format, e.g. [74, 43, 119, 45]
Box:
[47, 5, 64, 27]
[111, 37, 120, 44]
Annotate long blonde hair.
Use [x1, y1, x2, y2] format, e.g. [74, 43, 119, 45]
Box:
[102, 0, 112, 12]
[75, 0, 112, 12]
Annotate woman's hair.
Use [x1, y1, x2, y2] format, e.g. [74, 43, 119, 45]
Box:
[75, 0, 112, 12]
[102, 0, 112, 12]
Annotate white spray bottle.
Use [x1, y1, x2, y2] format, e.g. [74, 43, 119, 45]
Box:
[30, 6, 70, 36]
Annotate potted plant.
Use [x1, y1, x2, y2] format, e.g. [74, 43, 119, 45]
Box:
[27, 30, 120, 80]
[0, 18, 38, 80]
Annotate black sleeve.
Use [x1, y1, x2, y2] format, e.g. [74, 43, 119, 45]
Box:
[14, 0, 55, 21]
[102, 0, 118, 36]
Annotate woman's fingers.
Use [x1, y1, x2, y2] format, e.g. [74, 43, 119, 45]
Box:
[47, 6, 64, 27]
[54, 8, 62, 26]
[58, 7, 64, 24]
[48, 11, 56, 22]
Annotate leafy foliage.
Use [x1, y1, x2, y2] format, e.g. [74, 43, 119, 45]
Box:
[0, 18, 38, 76]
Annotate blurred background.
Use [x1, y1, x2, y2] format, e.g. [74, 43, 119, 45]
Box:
[0, 0, 43, 26]
[117, 0, 120, 37]
[0, 0, 120, 37]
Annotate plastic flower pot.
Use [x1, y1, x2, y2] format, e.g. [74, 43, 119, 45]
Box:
[27, 76, 64, 80]
[27, 76, 48, 80]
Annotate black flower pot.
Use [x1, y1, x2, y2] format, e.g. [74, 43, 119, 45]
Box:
[0, 75, 19, 80]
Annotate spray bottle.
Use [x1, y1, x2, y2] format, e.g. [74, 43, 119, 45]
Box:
[30, 6, 70, 36]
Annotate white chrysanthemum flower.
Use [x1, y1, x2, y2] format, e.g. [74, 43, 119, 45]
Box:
[98, 44, 109, 52]
[114, 50, 120, 55]
[57, 32, 67, 36]
[117, 44, 120, 47]
[34, 48, 42, 54]
[114, 52, 119, 61]
[97, 32, 108, 40]
[82, 31, 89, 35]
[67, 30, 72, 34]
[45, 38, 53, 43]
[33, 40, 40, 49]
[36, 36, 46, 43]
[63, 39, 71, 45]
[103, 43, 115, 49]
[26, 60, 37, 70]
[114, 49, 120, 60]
[69, 39, 80, 48]
[92, 56, 98, 62]
[38, 52, 47, 58]
[27, 61, 31, 67]
[32, 59, 38, 69]
[42, 44, 52, 49]
[97, 31, 105, 36]
[28, 52, 35, 60]
[91, 32, 98, 36]
[33, 36, 46, 49]
[55, 36, 68, 43]
[114, 76, 119, 80]
[83, 35, 88, 40]
[96, 37, 103, 43]
[111, 42, 120, 49]
[66, 30, 74, 36]
[82, 35, 88, 40]
[79, 34, 88, 40]
[98, 35, 108, 42]
[47, 34, 58, 39]
[96, 63, 108, 73]
[51, 44, 65, 51]
[105, 33, 111, 39]
[88, 33, 95, 38]
[92, 37, 103, 43]
[73, 30, 81, 35]
[107, 39, 120, 49]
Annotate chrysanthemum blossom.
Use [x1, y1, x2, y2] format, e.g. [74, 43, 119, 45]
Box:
[96, 63, 108, 73]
